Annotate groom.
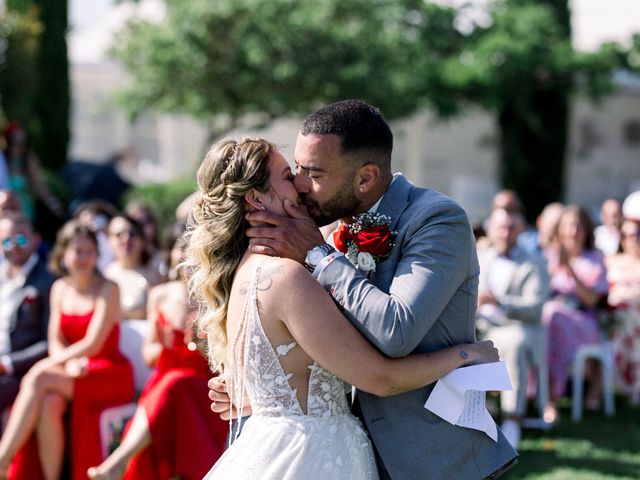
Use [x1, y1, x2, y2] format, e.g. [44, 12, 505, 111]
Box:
[213, 99, 518, 479]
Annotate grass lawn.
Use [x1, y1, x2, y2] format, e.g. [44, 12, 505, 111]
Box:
[503, 397, 640, 479]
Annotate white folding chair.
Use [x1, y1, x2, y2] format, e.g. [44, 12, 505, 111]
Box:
[571, 341, 616, 422]
[98, 319, 154, 456]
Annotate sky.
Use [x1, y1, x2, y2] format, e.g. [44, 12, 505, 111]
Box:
[67, 0, 640, 64]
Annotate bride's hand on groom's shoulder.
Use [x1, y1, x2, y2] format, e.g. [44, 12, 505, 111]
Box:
[466, 340, 500, 366]
[208, 376, 253, 420]
[246, 200, 323, 263]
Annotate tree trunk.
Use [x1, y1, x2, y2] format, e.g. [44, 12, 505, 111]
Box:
[498, 84, 570, 222]
[32, 0, 69, 170]
[499, 0, 571, 222]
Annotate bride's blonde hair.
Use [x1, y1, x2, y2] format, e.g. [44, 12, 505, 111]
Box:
[186, 137, 275, 372]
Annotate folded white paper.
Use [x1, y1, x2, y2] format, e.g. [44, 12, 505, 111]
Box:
[424, 361, 513, 441]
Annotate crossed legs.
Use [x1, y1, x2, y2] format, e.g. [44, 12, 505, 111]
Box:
[0, 362, 72, 480]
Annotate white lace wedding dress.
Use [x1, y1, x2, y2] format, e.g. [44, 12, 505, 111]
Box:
[203, 265, 378, 480]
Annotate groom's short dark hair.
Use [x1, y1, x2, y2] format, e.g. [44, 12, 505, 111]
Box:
[301, 99, 393, 160]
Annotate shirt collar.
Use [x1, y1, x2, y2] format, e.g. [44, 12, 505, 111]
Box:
[0, 252, 39, 286]
[367, 176, 397, 214]
[496, 245, 521, 260]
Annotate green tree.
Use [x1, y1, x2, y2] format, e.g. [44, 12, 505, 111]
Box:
[113, 0, 630, 215]
[111, 0, 462, 141]
[1, 1, 69, 170]
[432, 0, 621, 219]
[32, 0, 69, 170]
[0, 6, 42, 134]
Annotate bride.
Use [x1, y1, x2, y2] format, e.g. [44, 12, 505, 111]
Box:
[186, 137, 499, 480]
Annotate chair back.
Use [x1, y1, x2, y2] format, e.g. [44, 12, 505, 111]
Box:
[119, 319, 153, 391]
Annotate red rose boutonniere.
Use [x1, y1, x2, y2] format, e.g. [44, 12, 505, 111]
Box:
[22, 286, 39, 305]
[333, 212, 397, 272]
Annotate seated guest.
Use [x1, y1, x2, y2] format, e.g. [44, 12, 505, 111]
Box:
[492, 189, 525, 215]
[0, 191, 21, 219]
[74, 200, 119, 273]
[0, 190, 22, 267]
[478, 189, 526, 252]
[606, 218, 640, 403]
[542, 206, 608, 423]
[595, 198, 623, 256]
[0, 214, 54, 414]
[175, 192, 197, 225]
[518, 202, 564, 255]
[124, 201, 163, 273]
[104, 214, 163, 320]
[0, 220, 134, 480]
[477, 208, 549, 449]
[88, 224, 227, 480]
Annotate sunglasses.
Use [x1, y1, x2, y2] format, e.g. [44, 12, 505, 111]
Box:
[1, 233, 29, 250]
[110, 229, 139, 239]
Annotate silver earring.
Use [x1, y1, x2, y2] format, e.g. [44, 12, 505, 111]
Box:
[359, 187, 365, 192]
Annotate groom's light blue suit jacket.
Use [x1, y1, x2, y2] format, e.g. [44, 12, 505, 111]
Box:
[316, 174, 518, 480]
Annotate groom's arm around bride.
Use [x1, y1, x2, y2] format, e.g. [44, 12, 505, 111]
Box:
[214, 99, 518, 480]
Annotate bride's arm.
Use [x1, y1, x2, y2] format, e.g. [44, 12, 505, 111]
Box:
[269, 259, 498, 397]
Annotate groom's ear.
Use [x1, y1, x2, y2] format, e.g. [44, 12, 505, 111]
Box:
[244, 189, 266, 211]
[356, 163, 381, 194]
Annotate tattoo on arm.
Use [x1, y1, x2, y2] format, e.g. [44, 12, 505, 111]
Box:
[238, 265, 284, 295]
[256, 265, 284, 291]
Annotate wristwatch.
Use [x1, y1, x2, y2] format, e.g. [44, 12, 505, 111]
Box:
[304, 243, 336, 273]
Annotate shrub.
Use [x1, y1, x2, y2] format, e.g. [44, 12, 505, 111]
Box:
[124, 179, 196, 232]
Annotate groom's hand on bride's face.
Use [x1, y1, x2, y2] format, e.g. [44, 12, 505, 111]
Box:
[246, 199, 324, 263]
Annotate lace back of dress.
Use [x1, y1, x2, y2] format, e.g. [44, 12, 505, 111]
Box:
[226, 262, 351, 445]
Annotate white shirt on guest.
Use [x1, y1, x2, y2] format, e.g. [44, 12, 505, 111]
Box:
[594, 224, 620, 256]
[0, 253, 39, 360]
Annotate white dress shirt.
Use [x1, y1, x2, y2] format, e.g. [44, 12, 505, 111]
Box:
[0, 253, 39, 373]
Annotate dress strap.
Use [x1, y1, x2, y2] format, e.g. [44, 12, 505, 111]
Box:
[228, 261, 265, 445]
[246, 263, 264, 330]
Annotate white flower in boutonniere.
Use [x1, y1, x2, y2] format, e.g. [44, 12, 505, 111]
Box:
[332, 212, 397, 272]
[357, 252, 376, 272]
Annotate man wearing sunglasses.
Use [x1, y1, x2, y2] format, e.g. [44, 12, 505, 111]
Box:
[0, 213, 54, 415]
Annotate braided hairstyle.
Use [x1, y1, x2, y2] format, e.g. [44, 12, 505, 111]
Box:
[185, 137, 274, 372]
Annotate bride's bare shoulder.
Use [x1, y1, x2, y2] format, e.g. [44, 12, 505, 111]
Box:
[233, 257, 308, 295]
[254, 259, 323, 320]
[254, 258, 309, 290]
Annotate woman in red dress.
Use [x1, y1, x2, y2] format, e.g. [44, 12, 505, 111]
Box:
[87, 224, 227, 480]
[0, 220, 134, 480]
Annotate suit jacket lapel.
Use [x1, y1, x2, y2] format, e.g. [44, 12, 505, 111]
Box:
[377, 174, 412, 232]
